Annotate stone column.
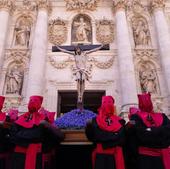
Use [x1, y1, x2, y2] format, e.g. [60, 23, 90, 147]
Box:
[151, 0, 170, 99]
[26, 0, 50, 100]
[0, 0, 14, 70]
[114, 0, 138, 111]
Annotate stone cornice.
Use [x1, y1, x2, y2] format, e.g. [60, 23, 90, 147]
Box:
[113, 0, 127, 11]
[151, 0, 165, 11]
[0, 0, 15, 12]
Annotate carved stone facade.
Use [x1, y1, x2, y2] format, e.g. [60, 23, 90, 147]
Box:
[0, 0, 170, 117]
[48, 18, 68, 45]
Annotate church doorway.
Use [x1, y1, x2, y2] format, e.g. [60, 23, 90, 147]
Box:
[57, 90, 105, 114]
[55, 144, 94, 169]
[56, 91, 105, 168]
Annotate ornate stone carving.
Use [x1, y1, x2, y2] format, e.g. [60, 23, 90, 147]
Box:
[49, 55, 71, 69]
[96, 19, 115, 44]
[4, 49, 30, 62]
[13, 16, 32, 47]
[72, 14, 92, 44]
[127, 0, 145, 13]
[64, 0, 100, 11]
[151, 0, 165, 10]
[48, 18, 68, 45]
[49, 55, 114, 70]
[4, 64, 24, 95]
[36, 0, 51, 12]
[16, 0, 36, 13]
[0, 0, 14, 11]
[113, 0, 127, 11]
[92, 57, 115, 69]
[134, 49, 158, 64]
[131, 17, 151, 47]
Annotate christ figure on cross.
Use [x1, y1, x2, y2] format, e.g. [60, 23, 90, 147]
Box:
[55, 44, 103, 108]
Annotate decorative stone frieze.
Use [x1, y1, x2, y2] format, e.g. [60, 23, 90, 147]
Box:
[64, 0, 100, 11]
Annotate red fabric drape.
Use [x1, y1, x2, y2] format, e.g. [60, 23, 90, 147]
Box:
[92, 144, 125, 169]
[137, 111, 163, 127]
[139, 147, 170, 169]
[15, 143, 42, 169]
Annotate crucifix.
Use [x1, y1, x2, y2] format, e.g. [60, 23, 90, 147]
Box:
[52, 44, 109, 109]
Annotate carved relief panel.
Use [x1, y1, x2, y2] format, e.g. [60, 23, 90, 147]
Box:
[64, 0, 100, 11]
[96, 19, 115, 44]
[48, 18, 68, 45]
[71, 14, 92, 45]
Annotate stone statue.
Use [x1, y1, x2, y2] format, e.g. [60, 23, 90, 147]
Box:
[139, 67, 157, 94]
[15, 18, 31, 47]
[132, 20, 150, 46]
[5, 66, 23, 95]
[55, 44, 103, 105]
[73, 17, 90, 43]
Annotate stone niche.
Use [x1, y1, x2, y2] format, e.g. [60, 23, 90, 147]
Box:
[71, 14, 92, 45]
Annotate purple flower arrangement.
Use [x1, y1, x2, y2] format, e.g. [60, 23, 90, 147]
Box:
[55, 109, 96, 129]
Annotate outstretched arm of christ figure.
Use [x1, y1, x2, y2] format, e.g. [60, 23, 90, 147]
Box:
[55, 45, 74, 55]
[86, 44, 104, 54]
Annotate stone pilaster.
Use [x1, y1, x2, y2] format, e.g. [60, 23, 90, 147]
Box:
[151, 0, 170, 99]
[0, 0, 14, 73]
[26, 0, 50, 100]
[114, 0, 138, 111]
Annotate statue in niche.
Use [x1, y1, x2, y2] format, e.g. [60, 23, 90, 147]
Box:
[132, 19, 151, 46]
[5, 65, 24, 95]
[14, 17, 32, 47]
[139, 65, 158, 94]
[72, 15, 92, 44]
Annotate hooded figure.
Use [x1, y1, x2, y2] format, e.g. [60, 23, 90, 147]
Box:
[85, 96, 126, 169]
[10, 95, 46, 169]
[39, 108, 64, 169]
[0, 96, 18, 169]
[126, 93, 170, 169]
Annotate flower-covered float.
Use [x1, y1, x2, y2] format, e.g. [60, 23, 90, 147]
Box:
[55, 109, 96, 143]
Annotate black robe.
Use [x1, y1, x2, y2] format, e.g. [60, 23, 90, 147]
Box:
[42, 125, 65, 169]
[0, 119, 13, 169]
[125, 113, 170, 169]
[10, 123, 45, 169]
[85, 118, 125, 169]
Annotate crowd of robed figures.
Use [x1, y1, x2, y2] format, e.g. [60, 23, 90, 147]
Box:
[0, 92, 170, 169]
